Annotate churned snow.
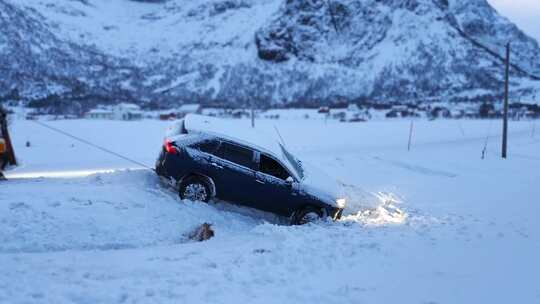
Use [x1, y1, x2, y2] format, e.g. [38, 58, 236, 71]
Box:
[1, 116, 540, 303]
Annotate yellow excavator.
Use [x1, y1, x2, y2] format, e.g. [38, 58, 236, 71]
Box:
[0, 106, 16, 180]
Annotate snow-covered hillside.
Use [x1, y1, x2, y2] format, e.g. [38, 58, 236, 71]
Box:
[1, 117, 540, 303]
[1, 0, 540, 107]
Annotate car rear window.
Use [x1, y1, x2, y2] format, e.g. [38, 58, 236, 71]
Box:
[215, 142, 253, 168]
[191, 140, 219, 154]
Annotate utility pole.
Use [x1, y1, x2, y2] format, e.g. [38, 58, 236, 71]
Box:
[407, 120, 414, 151]
[502, 42, 510, 159]
[251, 106, 255, 128]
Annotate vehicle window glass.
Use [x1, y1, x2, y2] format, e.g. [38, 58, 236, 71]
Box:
[215, 142, 253, 168]
[192, 140, 218, 154]
[260, 154, 290, 180]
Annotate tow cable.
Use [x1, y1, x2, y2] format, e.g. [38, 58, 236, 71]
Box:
[32, 120, 155, 171]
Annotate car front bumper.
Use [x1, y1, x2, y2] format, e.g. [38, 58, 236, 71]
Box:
[327, 207, 343, 220]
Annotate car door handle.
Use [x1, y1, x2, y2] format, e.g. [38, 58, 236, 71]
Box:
[255, 179, 265, 184]
[210, 162, 223, 169]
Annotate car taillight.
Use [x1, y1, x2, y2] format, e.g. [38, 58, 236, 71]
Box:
[164, 139, 178, 154]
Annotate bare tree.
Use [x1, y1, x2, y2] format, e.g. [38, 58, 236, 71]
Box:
[326, 0, 340, 34]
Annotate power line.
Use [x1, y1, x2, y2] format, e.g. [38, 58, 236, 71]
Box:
[32, 120, 154, 171]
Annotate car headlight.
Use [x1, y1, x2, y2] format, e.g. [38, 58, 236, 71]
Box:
[336, 198, 346, 208]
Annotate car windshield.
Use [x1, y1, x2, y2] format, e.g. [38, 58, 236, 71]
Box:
[279, 144, 304, 180]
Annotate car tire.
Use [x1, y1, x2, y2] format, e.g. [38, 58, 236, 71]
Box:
[179, 176, 211, 203]
[292, 206, 323, 225]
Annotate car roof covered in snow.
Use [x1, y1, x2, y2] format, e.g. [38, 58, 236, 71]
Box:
[183, 114, 281, 157]
[177, 114, 301, 180]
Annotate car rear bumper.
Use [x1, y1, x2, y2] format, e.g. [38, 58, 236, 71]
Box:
[155, 149, 166, 174]
[155, 149, 179, 179]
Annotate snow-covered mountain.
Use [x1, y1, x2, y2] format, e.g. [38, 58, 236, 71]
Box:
[1, 0, 539, 110]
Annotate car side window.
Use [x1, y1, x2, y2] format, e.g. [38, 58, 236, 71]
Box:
[259, 154, 290, 180]
[192, 140, 219, 154]
[215, 142, 254, 168]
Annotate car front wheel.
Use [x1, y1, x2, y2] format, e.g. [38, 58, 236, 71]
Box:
[179, 177, 211, 203]
[292, 206, 323, 225]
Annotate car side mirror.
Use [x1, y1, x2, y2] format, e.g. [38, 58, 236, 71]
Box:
[285, 176, 295, 188]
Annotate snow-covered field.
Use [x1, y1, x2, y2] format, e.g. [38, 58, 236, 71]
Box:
[1, 117, 540, 303]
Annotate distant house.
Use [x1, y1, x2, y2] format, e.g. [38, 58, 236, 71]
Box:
[386, 105, 419, 118]
[391, 105, 409, 112]
[85, 109, 114, 120]
[464, 109, 478, 119]
[159, 112, 177, 121]
[450, 110, 464, 119]
[85, 103, 143, 120]
[25, 112, 39, 120]
[231, 109, 249, 119]
[318, 106, 330, 114]
[333, 111, 347, 121]
[114, 103, 143, 120]
[430, 106, 451, 119]
[177, 104, 202, 118]
[349, 111, 370, 122]
[157, 104, 202, 120]
[347, 104, 360, 112]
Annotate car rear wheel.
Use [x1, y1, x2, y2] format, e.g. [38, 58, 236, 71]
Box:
[179, 177, 211, 203]
[293, 206, 323, 225]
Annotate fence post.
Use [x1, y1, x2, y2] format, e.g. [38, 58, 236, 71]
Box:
[408, 120, 414, 151]
[251, 107, 255, 128]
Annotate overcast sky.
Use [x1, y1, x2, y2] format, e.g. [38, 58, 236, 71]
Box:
[487, 0, 540, 43]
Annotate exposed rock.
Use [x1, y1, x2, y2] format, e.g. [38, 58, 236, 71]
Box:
[186, 223, 215, 242]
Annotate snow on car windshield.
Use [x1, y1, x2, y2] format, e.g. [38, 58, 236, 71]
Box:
[280, 144, 304, 180]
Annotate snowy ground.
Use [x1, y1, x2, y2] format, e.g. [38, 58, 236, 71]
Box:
[1, 118, 540, 303]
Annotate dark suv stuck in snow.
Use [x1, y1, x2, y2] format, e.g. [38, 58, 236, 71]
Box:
[155, 114, 345, 225]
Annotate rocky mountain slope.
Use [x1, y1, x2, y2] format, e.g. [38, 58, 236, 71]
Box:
[1, 0, 539, 110]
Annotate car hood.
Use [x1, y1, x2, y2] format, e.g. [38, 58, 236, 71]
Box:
[299, 161, 343, 207]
